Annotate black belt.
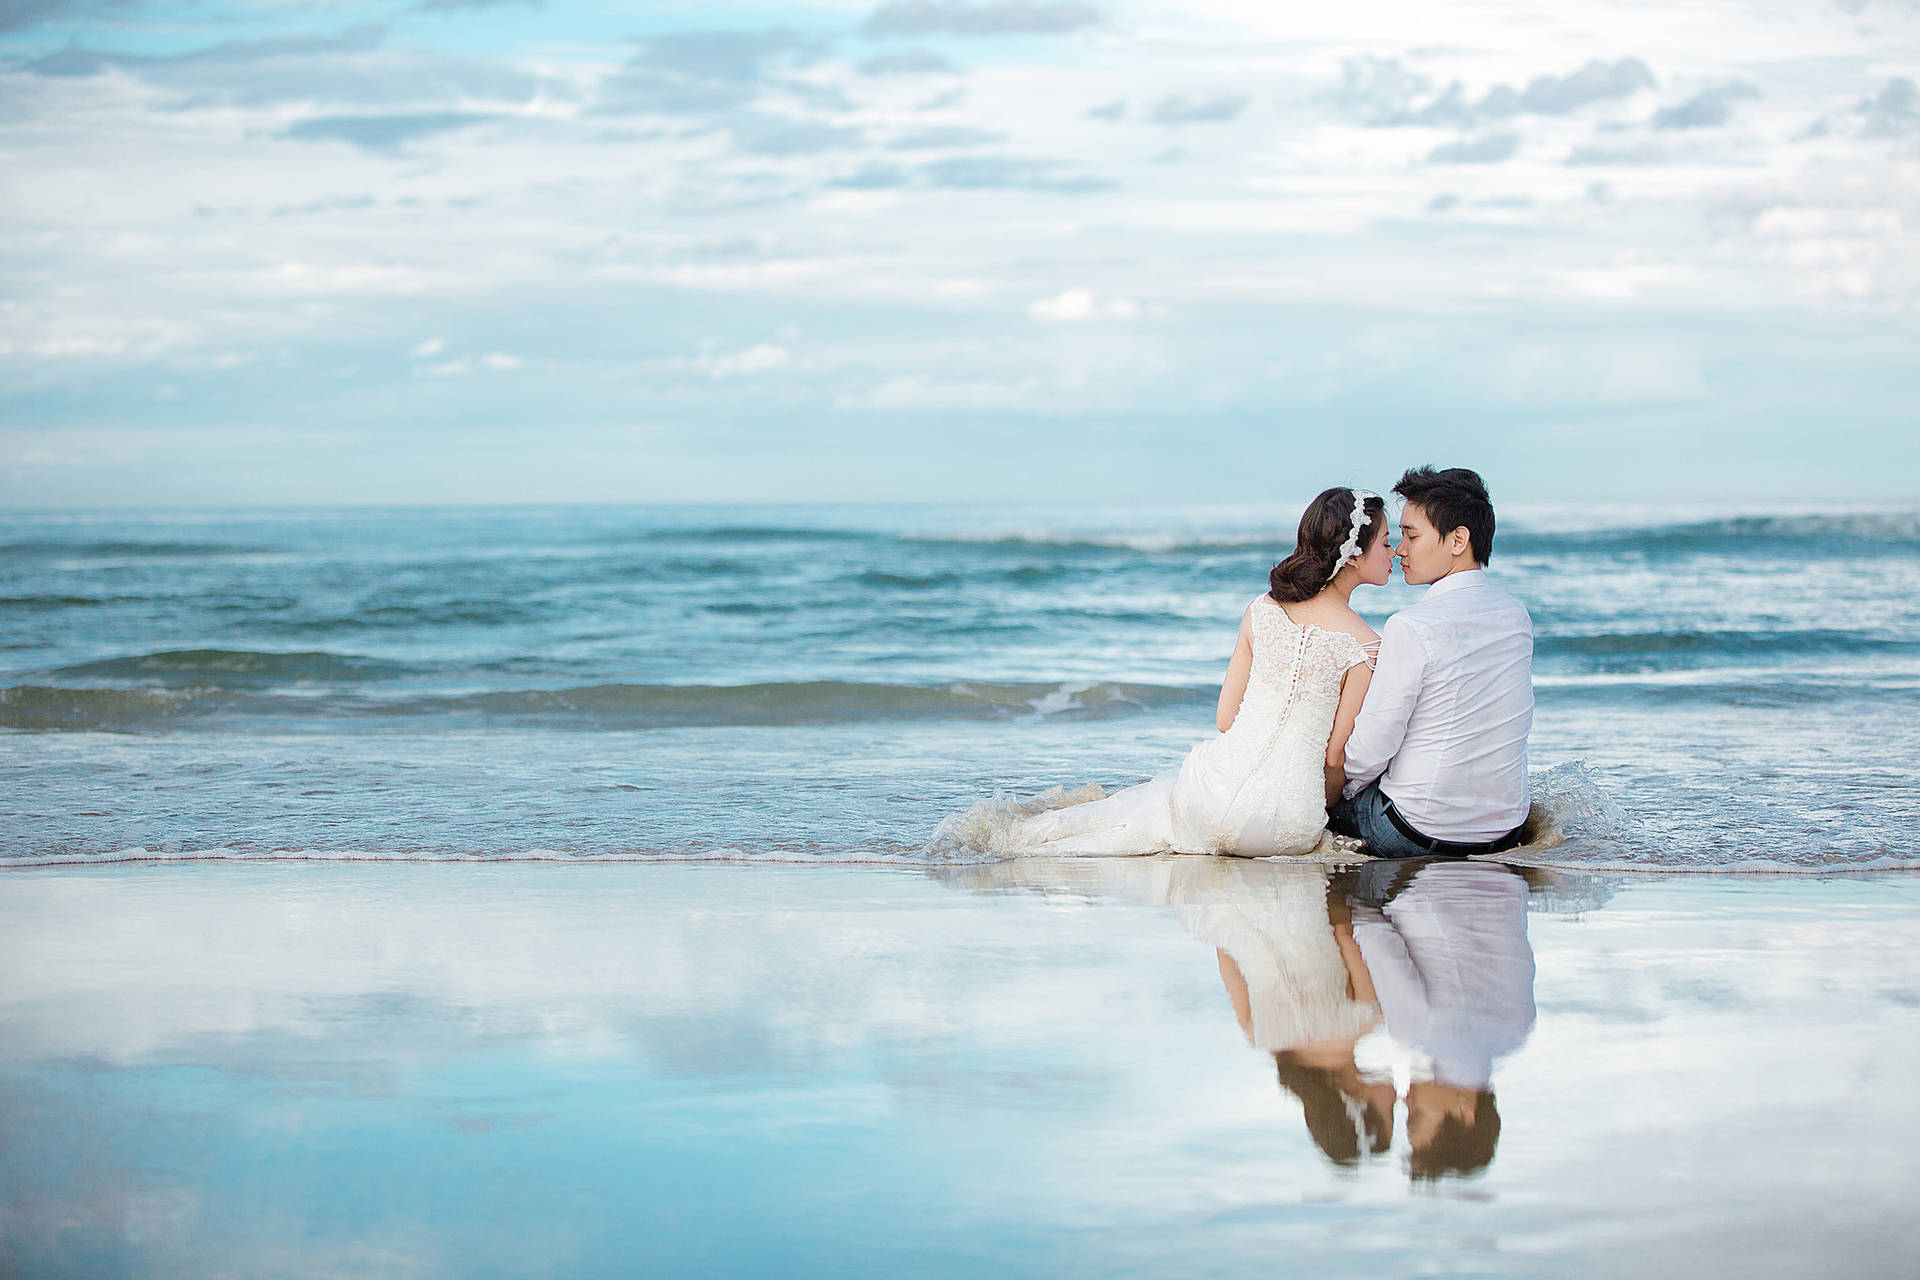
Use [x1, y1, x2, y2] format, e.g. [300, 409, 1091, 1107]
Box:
[1381, 798, 1525, 858]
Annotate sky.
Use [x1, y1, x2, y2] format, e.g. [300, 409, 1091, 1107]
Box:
[1, 0, 1917, 508]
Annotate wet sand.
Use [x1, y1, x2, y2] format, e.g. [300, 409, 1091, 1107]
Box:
[2, 860, 1917, 1278]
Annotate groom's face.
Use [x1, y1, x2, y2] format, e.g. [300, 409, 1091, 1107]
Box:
[1393, 503, 1458, 586]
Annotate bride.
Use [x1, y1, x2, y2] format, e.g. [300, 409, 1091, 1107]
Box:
[974, 487, 1390, 858]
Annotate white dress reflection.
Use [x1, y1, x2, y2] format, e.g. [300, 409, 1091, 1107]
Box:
[1165, 857, 1397, 1167]
[1169, 858, 1380, 1052]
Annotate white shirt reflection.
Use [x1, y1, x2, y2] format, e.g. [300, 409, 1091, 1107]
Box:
[1350, 860, 1536, 1090]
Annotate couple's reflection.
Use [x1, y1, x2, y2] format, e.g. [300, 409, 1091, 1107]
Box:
[1178, 856, 1535, 1180]
[947, 854, 1535, 1179]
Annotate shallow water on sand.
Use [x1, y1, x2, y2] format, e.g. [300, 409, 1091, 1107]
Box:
[2, 862, 1917, 1278]
[4, 503, 1919, 872]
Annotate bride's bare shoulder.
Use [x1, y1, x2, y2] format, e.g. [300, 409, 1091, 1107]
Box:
[1334, 606, 1379, 646]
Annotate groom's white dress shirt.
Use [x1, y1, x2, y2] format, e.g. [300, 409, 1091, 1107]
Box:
[1351, 863, 1536, 1089]
[1343, 569, 1534, 842]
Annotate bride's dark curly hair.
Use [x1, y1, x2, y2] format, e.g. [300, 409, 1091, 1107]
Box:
[1268, 487, 1388, 603]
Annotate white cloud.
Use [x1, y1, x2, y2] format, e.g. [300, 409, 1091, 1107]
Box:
[838, 372, 1042, 411]
[1332, 56, 1656, 129]
[1428, 132, 1520, 164]
[1550, 263, 1709, 302]
[28, 335, 131, 357]
[1027, 289, 1141, 322]
[601, 259, 850, 292]
[677, 343, 793, 379]
[481, 351, 523, 371]
[266, 262, 429, 295]
[1856, 77, 1919, 138]
[862, 2, 1103, 38]
[1653, 82, 1762, 130]
[1483, 341, 1708, 407]
[1149, 93, 1248, 125]
[1750, 207, 1901, 238]
[410, 338, 446, 358]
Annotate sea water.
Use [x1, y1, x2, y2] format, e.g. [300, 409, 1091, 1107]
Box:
[3, 502, 1917, 872]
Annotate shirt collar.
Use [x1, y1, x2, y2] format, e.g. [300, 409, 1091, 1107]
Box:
[1423, 568, 1487, 599]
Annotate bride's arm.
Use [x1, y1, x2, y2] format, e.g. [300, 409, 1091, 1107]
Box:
[1215, 607, 1255, 732]
[1324, 656, 1376, 807]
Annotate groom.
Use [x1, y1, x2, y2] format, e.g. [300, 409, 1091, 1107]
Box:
[1330, 466, 1533, 859]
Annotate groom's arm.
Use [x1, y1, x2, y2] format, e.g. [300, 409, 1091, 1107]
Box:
[1342, 614, 1427, 796]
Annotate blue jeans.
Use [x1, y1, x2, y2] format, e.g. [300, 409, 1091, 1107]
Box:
[1327, 781, 1441, 860]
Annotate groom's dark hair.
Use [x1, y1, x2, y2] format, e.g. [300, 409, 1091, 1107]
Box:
[1394, 466, 1495, 566]
[1410, 1091, 1502, 1181]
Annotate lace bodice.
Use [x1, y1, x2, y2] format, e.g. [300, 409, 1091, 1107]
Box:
[1244, 598, 1375, 720]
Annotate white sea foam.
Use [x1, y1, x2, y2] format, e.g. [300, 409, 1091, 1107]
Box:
[0, 845, 936, 870]
[924, 784, 1113, 862]
[1493, 852, 1920, 875]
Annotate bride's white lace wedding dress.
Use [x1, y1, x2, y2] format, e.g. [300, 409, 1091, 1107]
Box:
[1000, 598, 1375, 858]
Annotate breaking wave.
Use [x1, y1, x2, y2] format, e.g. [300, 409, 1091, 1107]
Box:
[0, 538, 277, 560]
[1502, 512, 1920, 557]
[1534, 629, 1919, 665]
[45, 648, 419, 686]
[0, 677, 1208, 732]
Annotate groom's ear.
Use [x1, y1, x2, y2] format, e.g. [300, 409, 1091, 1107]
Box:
[1446, 526, 1471, 557]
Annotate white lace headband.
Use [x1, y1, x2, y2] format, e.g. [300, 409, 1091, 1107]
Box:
[1326, 489, 1379, 583]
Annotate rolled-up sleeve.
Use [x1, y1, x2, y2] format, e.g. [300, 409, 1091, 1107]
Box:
[1342, 613, 1426, 795]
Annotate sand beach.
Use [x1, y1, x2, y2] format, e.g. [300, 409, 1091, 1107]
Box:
[3, 859, 1917, 1278]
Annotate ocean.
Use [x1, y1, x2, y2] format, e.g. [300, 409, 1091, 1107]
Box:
[4, 502, 1917, 873]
